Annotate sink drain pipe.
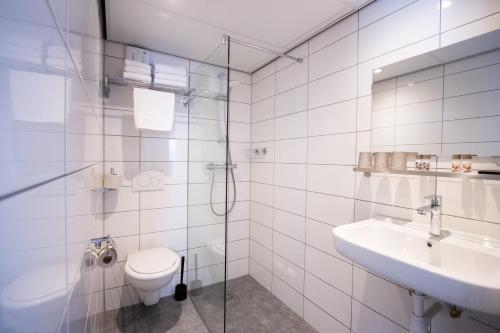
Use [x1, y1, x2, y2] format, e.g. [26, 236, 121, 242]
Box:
[409, 291, 445, 333]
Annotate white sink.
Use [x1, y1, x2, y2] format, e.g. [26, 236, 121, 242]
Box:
[333, 217, 500, 315]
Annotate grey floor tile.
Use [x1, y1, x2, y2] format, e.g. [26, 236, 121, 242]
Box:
[90, 275, 317, 333]
[191, 275, 318, 333]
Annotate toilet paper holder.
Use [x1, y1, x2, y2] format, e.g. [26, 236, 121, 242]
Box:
[88, 235, 118, 267]
[90, 235, 115, 250]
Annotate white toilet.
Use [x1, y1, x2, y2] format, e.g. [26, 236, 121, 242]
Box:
[125, 247, 180, 306]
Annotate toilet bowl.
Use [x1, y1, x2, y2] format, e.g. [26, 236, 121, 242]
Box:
[125, 247, 180, 306]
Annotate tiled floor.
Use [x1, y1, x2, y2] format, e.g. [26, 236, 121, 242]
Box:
[92, 275, 316, 333]
[193, 275, 317, 333]
[92, 296, 208, 333]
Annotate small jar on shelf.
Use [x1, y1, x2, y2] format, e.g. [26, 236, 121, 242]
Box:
[421, 155, 432, 171]
[415, 155, 423, 170]
[461, 154, 473, 173]
[451, 154, 461, 172]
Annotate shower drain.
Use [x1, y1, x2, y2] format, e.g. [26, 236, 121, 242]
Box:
[218, 291, 239, 304]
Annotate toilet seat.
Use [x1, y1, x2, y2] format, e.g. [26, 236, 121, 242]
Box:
[125, 247, 179, 281]
[124, 247, 180, 306]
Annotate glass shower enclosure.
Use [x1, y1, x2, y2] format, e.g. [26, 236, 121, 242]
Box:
[187, 35, 231, 332]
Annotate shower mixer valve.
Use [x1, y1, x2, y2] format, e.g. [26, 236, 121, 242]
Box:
[206, 162, 238, 171]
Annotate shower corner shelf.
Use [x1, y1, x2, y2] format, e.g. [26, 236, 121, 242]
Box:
[353, 167, 500, 181]
[103, 75, 195, 98]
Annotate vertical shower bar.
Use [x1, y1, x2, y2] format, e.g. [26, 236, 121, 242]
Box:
[218, 72, 226, 142]
[223, 34, 231, 333]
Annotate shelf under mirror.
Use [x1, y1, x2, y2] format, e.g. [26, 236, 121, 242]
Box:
[353, 167, 500, 181]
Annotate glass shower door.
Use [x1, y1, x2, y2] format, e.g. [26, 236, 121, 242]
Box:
[187, 36, 230, 332]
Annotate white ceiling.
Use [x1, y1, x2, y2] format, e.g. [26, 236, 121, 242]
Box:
[105, 0, 369, 73]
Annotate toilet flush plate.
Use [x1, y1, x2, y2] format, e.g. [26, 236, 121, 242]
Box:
[132, 171, 165, 191]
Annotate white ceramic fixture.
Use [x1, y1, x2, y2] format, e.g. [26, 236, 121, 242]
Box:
[207, 237, 225, 260]
[125, 247, 180, 305]
[1, 264, 80, 332]
[333, 217, 500, 315]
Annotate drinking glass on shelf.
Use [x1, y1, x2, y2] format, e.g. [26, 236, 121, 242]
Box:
[373, 152, 390, 170]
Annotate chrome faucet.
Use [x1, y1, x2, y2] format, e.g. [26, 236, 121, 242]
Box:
[417, 195, 442, 236]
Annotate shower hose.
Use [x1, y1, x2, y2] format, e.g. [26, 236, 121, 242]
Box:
[209, 149, 237, 216]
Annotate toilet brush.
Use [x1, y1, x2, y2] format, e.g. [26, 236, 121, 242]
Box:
[174, 256, 187, 301]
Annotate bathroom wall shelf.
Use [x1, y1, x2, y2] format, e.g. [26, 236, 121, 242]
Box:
[353, 167, 500, 181]
[104, 75, 194, 98]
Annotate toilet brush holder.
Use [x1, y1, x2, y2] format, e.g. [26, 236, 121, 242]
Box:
[174, 256, 187, 301]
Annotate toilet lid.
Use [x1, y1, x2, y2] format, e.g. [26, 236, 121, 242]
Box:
[128, 248, 177, 274]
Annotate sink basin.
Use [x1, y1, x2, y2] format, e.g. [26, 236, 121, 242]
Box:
[333, 217, 500, 315]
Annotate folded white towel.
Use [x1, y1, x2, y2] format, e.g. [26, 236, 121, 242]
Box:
[124, 64, 151, 75]
[0, 44, 42, 59]
[125, 59, 150, 70]
[133, 88, 175, 131]
[154, 63, 186, 76]
[47, 45, 82, 59]
[154, 78, 187, 87]
[0, 50, 42, 65]
[46, 45, 66, 54]
[0, 35, 42, 50]
[46, 57, 83, 71]
[123, 72, 151, 82]
[46, 58, 65, 68]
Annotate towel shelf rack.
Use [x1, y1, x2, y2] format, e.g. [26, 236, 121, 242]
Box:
[103, 75, 195, 99]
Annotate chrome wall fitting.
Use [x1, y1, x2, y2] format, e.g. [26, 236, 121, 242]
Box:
[248, 147, 267, 159]
[254, 147, 267, 155]
[205, 162, 238, 171]
[89, 235, 115, 250]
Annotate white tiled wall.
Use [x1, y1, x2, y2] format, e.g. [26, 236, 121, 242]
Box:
[102, 40, 251, 310]
[0, 1, 105, 332]
[249, 1, 500, 332]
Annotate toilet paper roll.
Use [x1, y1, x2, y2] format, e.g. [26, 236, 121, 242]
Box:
[96, 245, 117, 268]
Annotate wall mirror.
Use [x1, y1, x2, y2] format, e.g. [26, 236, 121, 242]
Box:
[370, 29, 500, 169]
